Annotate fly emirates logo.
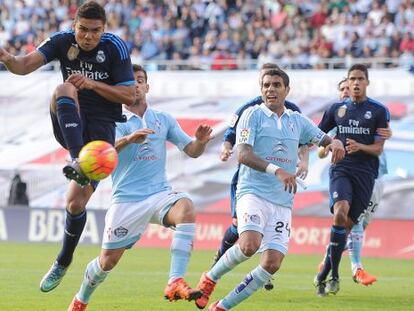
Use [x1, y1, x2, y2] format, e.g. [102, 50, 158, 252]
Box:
[338, 119, 370, 135]
[65, 61, 109, 80]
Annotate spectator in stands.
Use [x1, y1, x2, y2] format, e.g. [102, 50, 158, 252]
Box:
[8, 172, 29, 206]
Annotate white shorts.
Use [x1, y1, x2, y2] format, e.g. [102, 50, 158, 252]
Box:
[363, 178, 384, 227]
[102, 191, 189, 249]
[236, 194, 292, 255]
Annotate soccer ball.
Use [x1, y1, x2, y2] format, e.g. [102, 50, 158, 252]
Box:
[78, 140, 118, 181]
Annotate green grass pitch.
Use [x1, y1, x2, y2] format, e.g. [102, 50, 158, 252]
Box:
[0, 243, 413, 310]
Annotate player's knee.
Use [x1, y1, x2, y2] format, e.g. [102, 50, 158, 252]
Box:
[66, 198, 86, 215]
[99, 254, 119, 271]
[261, 261, 281, 275]
[239, 241, 259, 257]
[55, 82, 78, 98]
[176, 199, 196, 223]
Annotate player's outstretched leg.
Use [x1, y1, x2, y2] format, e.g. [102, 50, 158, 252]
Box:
[212, 224, 239, 267]
[196, 244, 249, 309]
[348, 222, 377, 286]
[40, 261, 68, 292]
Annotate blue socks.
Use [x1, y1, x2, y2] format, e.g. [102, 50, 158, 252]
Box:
[217, 224, 239, 261]
[348, 222, 364, 274]
[77, 257, 109, 304]
[220, 265, 271, 310]
[329, 225, 347, 280]
[57, 209, 87, 267]
[208, 244, 249, 282]
[56, 96, 83, 159]
[169, 223, 196, 282]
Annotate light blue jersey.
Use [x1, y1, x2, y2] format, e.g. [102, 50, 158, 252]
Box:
[236, 103, 326, 208]
[112, 108, 193, 203]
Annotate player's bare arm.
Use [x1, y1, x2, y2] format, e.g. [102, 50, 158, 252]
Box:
[0, 49, 45, 75]
[237, 143, 297, 193]
[377, 124, 392, 139]
[319, 136, 345, 164]
[66, 73, 135, 106]
[184, 124, 213, 158]
[345, 138, 384, 156]
[220, 141, 234, 161]
[296, 145, 309, 179]
[114, 128, 154, 152]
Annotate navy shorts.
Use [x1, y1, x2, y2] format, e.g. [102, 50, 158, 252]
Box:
[230, 168, 239, 219]
[50, 110, 116, 190]
[329, 166, 375, 224]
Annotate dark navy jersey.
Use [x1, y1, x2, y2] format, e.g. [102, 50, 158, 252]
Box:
[319, 97, 389, 177]
[223, 96, 301, 146]
[37, 31, 135, 122]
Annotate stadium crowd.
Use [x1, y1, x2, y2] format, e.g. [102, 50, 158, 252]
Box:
[1, 0, 414, 70]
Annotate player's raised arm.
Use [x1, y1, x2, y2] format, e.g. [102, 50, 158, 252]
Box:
[114, 128, 154, 152]
[0, 48, 45, 75]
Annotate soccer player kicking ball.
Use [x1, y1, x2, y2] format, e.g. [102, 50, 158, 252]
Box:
[0, 1, 136, 293]
[67, 65, 213, 310]
[314, 64, 390, 297]
[316, 78, 392, 288]
[195, 69, 344, 311]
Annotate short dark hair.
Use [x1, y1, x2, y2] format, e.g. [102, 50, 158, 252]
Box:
[76, 1, 106, 24]
[348, 63, 369, 80]
[132, 64, 148, 82]
[261, 69, 290, 87]
[260, 63, 281, 71]
[337, 77, 348, 90]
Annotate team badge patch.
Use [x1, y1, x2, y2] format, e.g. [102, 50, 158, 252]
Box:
[67, 44, 79, 61]
[96, 50, 106, 63]
[364, 111, 372, 119]
[114, 226, 128, 238]
[238, 128, 251, 143]
[230, 114, 239, 127]
[337, 105, 347, 118]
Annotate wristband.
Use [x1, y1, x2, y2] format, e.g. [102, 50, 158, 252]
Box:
[265, 163, 280, 175]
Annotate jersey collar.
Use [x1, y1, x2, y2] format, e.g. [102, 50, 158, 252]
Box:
[259, 103, 291, 118]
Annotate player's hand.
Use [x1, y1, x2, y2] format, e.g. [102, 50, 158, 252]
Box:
[317, 146, 329, 159]
[327, 139, 345, 163]
[296, 159, 308, 179]
[220, 141, 233, 161]
[345, 138, 362, 154]
[377, 126, 392, 139]
[126, 128, 154, 144]
[0, 47, 13, 63]
[276, 168, 297, 193]
[195, 124, 213, 144]
[66, 73, 96, 90]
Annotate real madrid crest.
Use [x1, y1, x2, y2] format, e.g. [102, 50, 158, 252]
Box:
[96, 50, 106, 63]
[337, 105, 347, 118]
[67, 44, 79, 61]
[364, 111, 372, 119]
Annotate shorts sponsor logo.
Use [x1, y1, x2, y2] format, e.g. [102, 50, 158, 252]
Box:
[65, 123, 78, 128]
[250, 214, 261, 225]
[114, 226, 128, 238]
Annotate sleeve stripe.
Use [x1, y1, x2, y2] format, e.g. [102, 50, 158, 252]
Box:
[102, 33, 129, 60]
[238, 107, 255, 129]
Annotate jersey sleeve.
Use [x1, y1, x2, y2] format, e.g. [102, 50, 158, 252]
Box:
[36, 32, 66, 64]
[108, 35, 135, 86]
[374, 106, 390, 140]
[223, 96, 262, 146]
[165, 114, 193, 151]
[235, 107, 257, 147]
[318, 104, 337, 133]
[299, 115, 326, 146]
[115, 122, 129, 139]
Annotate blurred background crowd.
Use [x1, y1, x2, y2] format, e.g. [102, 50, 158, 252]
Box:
[1, 0, 414, 70]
